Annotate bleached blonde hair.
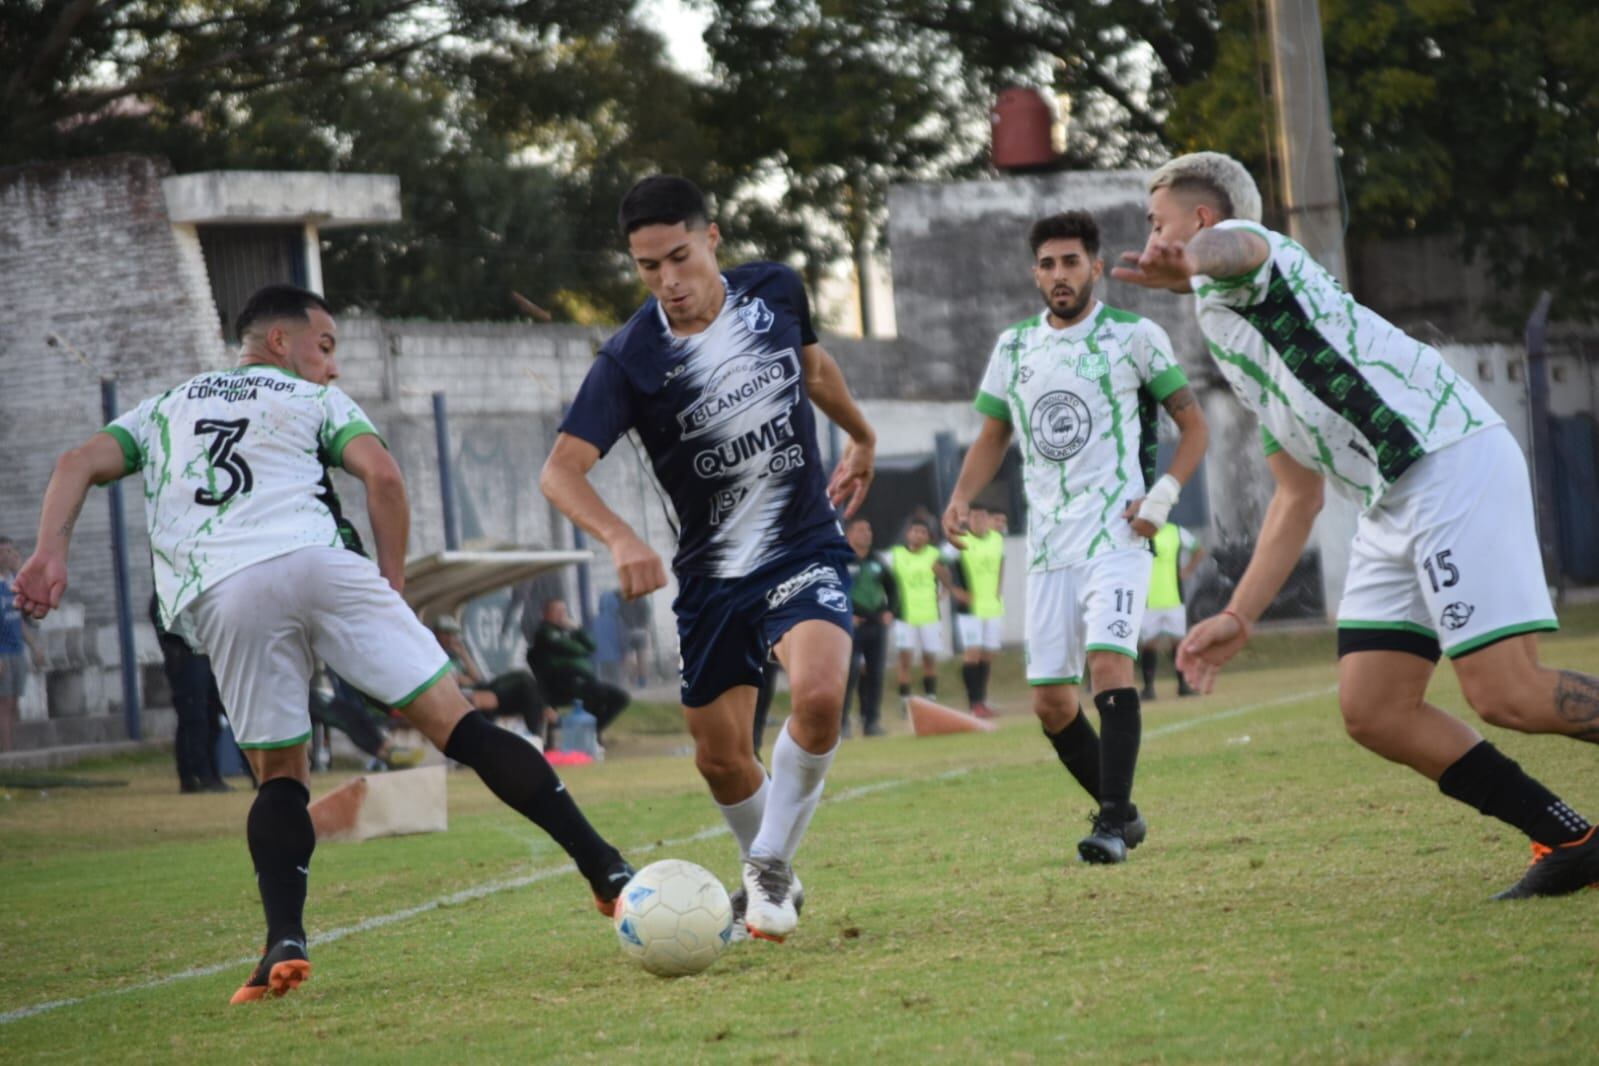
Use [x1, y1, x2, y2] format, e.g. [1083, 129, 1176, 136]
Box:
[1148, 152, 1263, 223]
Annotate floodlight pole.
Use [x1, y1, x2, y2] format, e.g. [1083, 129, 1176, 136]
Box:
[432, 392, 460, 551]
[1523, 291, 1563, 603]
[101, 379, 142, 740]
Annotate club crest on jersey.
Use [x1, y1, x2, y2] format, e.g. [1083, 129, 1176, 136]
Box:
[738, 296, 775, 334]
[1440, 602, 1475, 631]
[1030, 390, 1092, 461]
[677, 350, 800, 439]
[1076, 349, 1109, 380]
[766, 563, 839, 608]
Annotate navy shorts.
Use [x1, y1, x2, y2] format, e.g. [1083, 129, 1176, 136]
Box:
[674, 548, 855, 708]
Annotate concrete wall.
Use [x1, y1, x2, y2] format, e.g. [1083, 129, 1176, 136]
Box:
[0, 155, 228, 733]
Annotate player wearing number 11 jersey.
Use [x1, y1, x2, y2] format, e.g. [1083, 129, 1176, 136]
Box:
[943, 210, 1210, 866]
[13, 285, 633, 1004]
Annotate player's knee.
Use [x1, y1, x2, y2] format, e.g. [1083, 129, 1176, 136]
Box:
[1086, 652, 1134, 689]
[1338, 696, 1387, 749]
[694, 746, 755, 789]
[788, 674, 846, 719]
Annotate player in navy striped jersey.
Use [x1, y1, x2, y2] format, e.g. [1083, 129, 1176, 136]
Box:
[1115, 152, 1599, 899]
[542, 176, 876, 941]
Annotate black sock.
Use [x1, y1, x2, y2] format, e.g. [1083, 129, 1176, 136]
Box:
[1045, 712, 1101, 802]
[923, 675, 937, 697]
[961, 663, 981, 708]
[1095, 688, 1142, 821]
[247, 777, 315, 949]
[1140, 649, 1157, 690]
[898, 682, 911, 698]
[1437, 740, 1590, 845]
[1174, 649, 1193, 693]
[977, 661, 991, 703]
[444, 711, 621, 886]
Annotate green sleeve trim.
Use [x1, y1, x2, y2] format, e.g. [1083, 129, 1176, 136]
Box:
[1261, 426, 1282, 457]
[1029, 677, 1081, 687]
[392, 662, 453, 709]
[1084, 643, 1138, 661]
[102, 425, 142, 474]
[236, 730, 313, 751]
[1444, 620, 1559, 659]
[1337, 620, 1438, 638]
[327, 421, 384, 467]
[974, 391, 1011, 421]
[1146, 365, 1189, 403]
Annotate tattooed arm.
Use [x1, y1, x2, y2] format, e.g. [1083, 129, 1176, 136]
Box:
[13, 433, 128, 619]
[1185, 227, 1270, 280]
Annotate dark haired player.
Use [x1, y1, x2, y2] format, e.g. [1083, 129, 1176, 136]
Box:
[1115, 151, 1599, 898]
[14, 284, 634, 1003]
[943, 210, 1209, 864]
[541, 176, 876, 941]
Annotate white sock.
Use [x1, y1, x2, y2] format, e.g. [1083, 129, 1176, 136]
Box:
[716, 775, 769, 860]
[749, 720, 837, 864]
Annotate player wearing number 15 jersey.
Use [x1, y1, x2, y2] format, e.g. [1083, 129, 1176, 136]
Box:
[943, 210, 1210, 866]
[13, 285, 633, 1004]
[1114, 151, 1599, 899]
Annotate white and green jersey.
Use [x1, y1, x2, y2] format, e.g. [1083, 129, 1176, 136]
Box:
[105, 365, 381, 628]
[1194, 220, 1502, 510]
[975, 302, 1187, 572]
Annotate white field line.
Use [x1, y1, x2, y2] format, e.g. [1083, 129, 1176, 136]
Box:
[1, 684, 1330, 1025]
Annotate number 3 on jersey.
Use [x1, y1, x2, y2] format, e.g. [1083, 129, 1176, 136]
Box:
[194, 418, 253, 506]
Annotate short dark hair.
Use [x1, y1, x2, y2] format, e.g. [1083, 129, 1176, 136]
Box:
[907, 518, 931, 533]
[847, 516, 872, 529]
[235, 284, 332, 340]
[618, 175, 709, 238]
[1028, 210, 1100, 257]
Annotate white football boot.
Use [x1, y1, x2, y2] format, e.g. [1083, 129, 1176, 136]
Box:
[740, 856, 800, 942]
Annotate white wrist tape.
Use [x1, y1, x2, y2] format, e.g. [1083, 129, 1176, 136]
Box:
[1135, 473, 1181, 528]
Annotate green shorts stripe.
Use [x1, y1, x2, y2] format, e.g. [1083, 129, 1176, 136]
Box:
[236, 730, 313, 751]
[1445, 620, 1559, 659]
[1337, 620, 1439, 639]
[1084, 643, 1137, 661]
[392, 662, 452, 709]
[1029, 676, 1081, 687]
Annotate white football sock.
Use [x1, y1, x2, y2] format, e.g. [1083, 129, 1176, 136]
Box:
[749, 720, 837, 864]
[716, 774, 769, 860]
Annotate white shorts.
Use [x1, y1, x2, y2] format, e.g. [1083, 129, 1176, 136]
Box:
[957, 614, 1004, 651]
[1140, 606, 1187, 642]
[183, 547, 452, 748]
[894, 620, 945, 657]
[1025, 549, 1152, 685]
[1337, 426, 1557, 659]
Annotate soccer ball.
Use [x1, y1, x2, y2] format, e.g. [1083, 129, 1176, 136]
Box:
[613, 859, 734, 977]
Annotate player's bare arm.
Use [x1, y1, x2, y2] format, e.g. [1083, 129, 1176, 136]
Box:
[800, 342, 876, 518]
[943, 415, 1013, 546]
[1112, 228, 1268, 292]
[14, 432, 128, 620]
[1178, 450, 1324, 692]
[342, 435, 410, 593]
[540, 433, 667, 600]
[1123, 385, 1209, 537]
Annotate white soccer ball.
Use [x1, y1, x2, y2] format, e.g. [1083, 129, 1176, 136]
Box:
[613, 859, 734, 977]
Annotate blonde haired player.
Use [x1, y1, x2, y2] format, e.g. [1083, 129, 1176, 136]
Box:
[1115, 151, 1599, 898]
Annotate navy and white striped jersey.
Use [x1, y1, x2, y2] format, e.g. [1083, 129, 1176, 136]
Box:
[561, 261, 844, 578]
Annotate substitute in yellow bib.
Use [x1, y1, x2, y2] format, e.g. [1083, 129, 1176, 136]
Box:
[890, 518, 959, 701]
[948, 505, 1005, 718]
[1139, 523, 1206, 699]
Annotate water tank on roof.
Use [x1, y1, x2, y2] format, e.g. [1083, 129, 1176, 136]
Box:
[991, 88, 1056, 172]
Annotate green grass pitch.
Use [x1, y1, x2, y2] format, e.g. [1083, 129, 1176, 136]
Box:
[2, 618, 1596, 1063]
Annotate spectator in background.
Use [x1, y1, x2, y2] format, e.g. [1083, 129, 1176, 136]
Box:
[1140, 523, 1206, 699]
[433, 616, 554, 740]
[843, 517, 896, 737]
[619, 593, 652, 688]
[528, 599, 630, 736]
[0, 537, 45, 752]
[890, 518, 961, 701]
[150, 593, 230, 792]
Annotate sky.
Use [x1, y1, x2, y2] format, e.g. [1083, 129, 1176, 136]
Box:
[637, 0, 713, 78]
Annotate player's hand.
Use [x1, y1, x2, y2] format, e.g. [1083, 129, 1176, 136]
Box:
[1121, 499, 1158, 539]
[1176, 612, 1250, 694]
[941, 499, 971, 548]
[1110, 237, 1196, 292]
[13, 551, 67, 621]
[828, 438, 875, 519]
[609, 530, 667, 600]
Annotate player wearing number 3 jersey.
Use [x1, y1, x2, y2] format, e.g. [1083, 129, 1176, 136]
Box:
[1114, 152, 1599, 899]
[12, 285, 633, 1005]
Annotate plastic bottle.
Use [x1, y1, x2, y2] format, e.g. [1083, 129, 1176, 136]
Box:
[561, 699, 598, 758]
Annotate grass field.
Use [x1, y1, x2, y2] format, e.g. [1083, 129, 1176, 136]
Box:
[3, 620, 1598, 1063]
